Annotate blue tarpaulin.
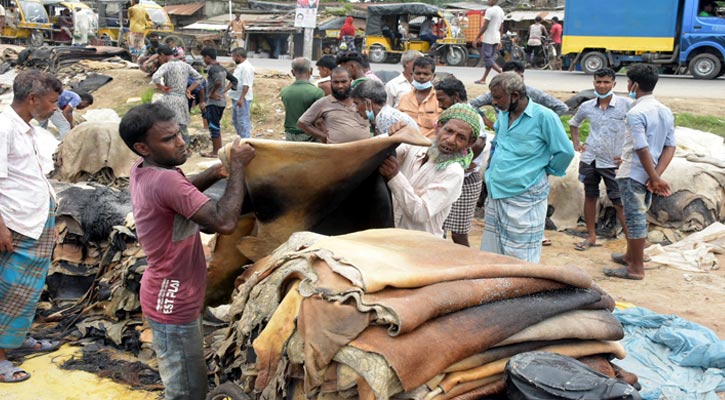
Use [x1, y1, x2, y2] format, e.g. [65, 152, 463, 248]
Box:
[613, 307, 725, 400]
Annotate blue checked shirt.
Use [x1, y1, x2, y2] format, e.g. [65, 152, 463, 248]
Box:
[617, 95, 676, 185]
[569, 95, 633, 168]
[486, 99, 575, 199]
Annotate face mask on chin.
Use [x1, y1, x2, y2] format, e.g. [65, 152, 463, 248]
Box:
[594, 90, 613, 99]
[412, 80, 433, 90]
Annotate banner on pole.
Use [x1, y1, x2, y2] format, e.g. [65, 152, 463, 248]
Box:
[294, 0, 318, 29]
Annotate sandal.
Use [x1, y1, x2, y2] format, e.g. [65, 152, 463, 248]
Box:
[0, 360, 30, 383]
[542, 238, 552, 246]
[575, 240, 601, 251]
[7, 337, 60, 357]
[603, 267, 644, 280]
[611, 252, 651, 265]
[473, 80, 485, 85]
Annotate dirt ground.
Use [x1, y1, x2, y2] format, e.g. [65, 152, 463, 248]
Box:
[86, 67, 725, 339]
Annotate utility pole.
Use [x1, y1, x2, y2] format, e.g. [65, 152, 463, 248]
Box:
[303, 28, 313, 59]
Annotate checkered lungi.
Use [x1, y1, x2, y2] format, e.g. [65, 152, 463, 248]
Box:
[480, 176, 549, 263]
[443, 173, 483, 234]
[0, 200, 55, 348]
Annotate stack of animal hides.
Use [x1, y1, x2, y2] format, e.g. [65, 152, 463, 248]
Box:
[211, 228, 634, 399]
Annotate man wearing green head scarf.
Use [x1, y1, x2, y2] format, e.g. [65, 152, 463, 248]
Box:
[378, 103, 480, 237]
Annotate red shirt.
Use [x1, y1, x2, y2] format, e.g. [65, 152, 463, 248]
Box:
[130, 159, 210, 324]
[550, 23, 562, 44]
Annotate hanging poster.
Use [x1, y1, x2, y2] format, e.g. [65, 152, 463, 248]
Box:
[294, 0, 318, 29]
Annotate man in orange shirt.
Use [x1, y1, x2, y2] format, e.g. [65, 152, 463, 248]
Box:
[397, 56, 440, 138]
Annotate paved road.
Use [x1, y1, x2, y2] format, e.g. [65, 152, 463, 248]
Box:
[222, 56, 725, 99]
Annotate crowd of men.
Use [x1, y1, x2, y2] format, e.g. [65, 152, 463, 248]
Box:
[0, 37, 675, 399]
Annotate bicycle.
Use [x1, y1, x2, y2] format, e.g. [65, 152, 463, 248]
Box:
[530, 38, 558, 70]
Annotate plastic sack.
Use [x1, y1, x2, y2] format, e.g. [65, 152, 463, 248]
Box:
[505, 351, 641, 400]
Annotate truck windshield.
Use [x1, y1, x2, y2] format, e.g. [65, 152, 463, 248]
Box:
[145, 8, 168, 26]
[20, 1, 49, 23]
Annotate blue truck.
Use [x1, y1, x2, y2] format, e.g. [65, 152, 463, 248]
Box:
[562, 0, 725, 79]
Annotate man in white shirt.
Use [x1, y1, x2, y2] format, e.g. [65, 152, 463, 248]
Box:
[229, 47, 255, 138]
[378, 103, 481, 237]
[474, 0, 504, 84]
[384, 50, 422, 108]
[0, 70, 63, 383]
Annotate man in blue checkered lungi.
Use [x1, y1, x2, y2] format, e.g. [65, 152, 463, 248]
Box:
[1, 70, 63, 383]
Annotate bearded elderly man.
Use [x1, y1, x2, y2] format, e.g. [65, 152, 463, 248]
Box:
[378, 103, 481, 237]
[481, 72, 574, 263]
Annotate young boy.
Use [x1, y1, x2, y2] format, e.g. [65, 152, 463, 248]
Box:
[605, 64, 675, 280]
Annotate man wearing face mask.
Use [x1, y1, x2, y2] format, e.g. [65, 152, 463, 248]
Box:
[570, 68, 632, 251]
[378, 103, 481, 237]
[605, 63, 675, 281]
[350, 79, 418, 137]
[398, 56, 440, 138]
[480, 72, 574, 263]
[297, 67, 370, 143]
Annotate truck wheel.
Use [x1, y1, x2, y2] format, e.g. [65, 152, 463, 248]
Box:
[207, 382, 251, 400]
[581, 51, 607, 74]
[690, 53, 721, 80]
[445, 46, 467, 66]
[30, 30, 44, 47]
[368, 45, 387, 63]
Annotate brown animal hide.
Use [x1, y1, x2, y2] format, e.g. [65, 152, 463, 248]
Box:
[495, 309, 624, 347]
[205, 215, 255, 306]
[308, 229, 593, 293]
[350, 289, 601, 391]
[219, 127, 431, 261]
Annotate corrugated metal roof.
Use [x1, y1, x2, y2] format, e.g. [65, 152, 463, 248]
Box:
[445, 2, 489, 11]
[505, 10, 564, 22]
[163, 3, 204, 16]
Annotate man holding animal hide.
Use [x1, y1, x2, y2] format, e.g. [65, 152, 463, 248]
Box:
[119, 103, 255, 399]
[378, 103, 481, 237]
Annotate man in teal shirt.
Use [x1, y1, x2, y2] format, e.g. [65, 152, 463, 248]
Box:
[281, 57, 325, 142]
[480, 71, 574, 263]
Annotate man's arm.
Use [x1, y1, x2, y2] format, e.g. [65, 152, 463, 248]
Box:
[543, 112, 575, 176]
[529, 86, 568, 115]
[568, 105, 587, 151]
[0, 214, 12, 252]
[224, 69, 238, 93]
[190, 163, 226, 192]
[62, 105, 75, 126]
[297, 99, 327, 141]
[237, 85, 249, 107]
[475, 19, 490, 42]
[635, 147, 670, 196]
[628, 112, 671, 196]
[469, 92, 493, 109]
[190, 141, 255, 234]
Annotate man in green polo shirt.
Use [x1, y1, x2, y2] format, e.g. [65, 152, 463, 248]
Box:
[281, 57, 325, 142]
